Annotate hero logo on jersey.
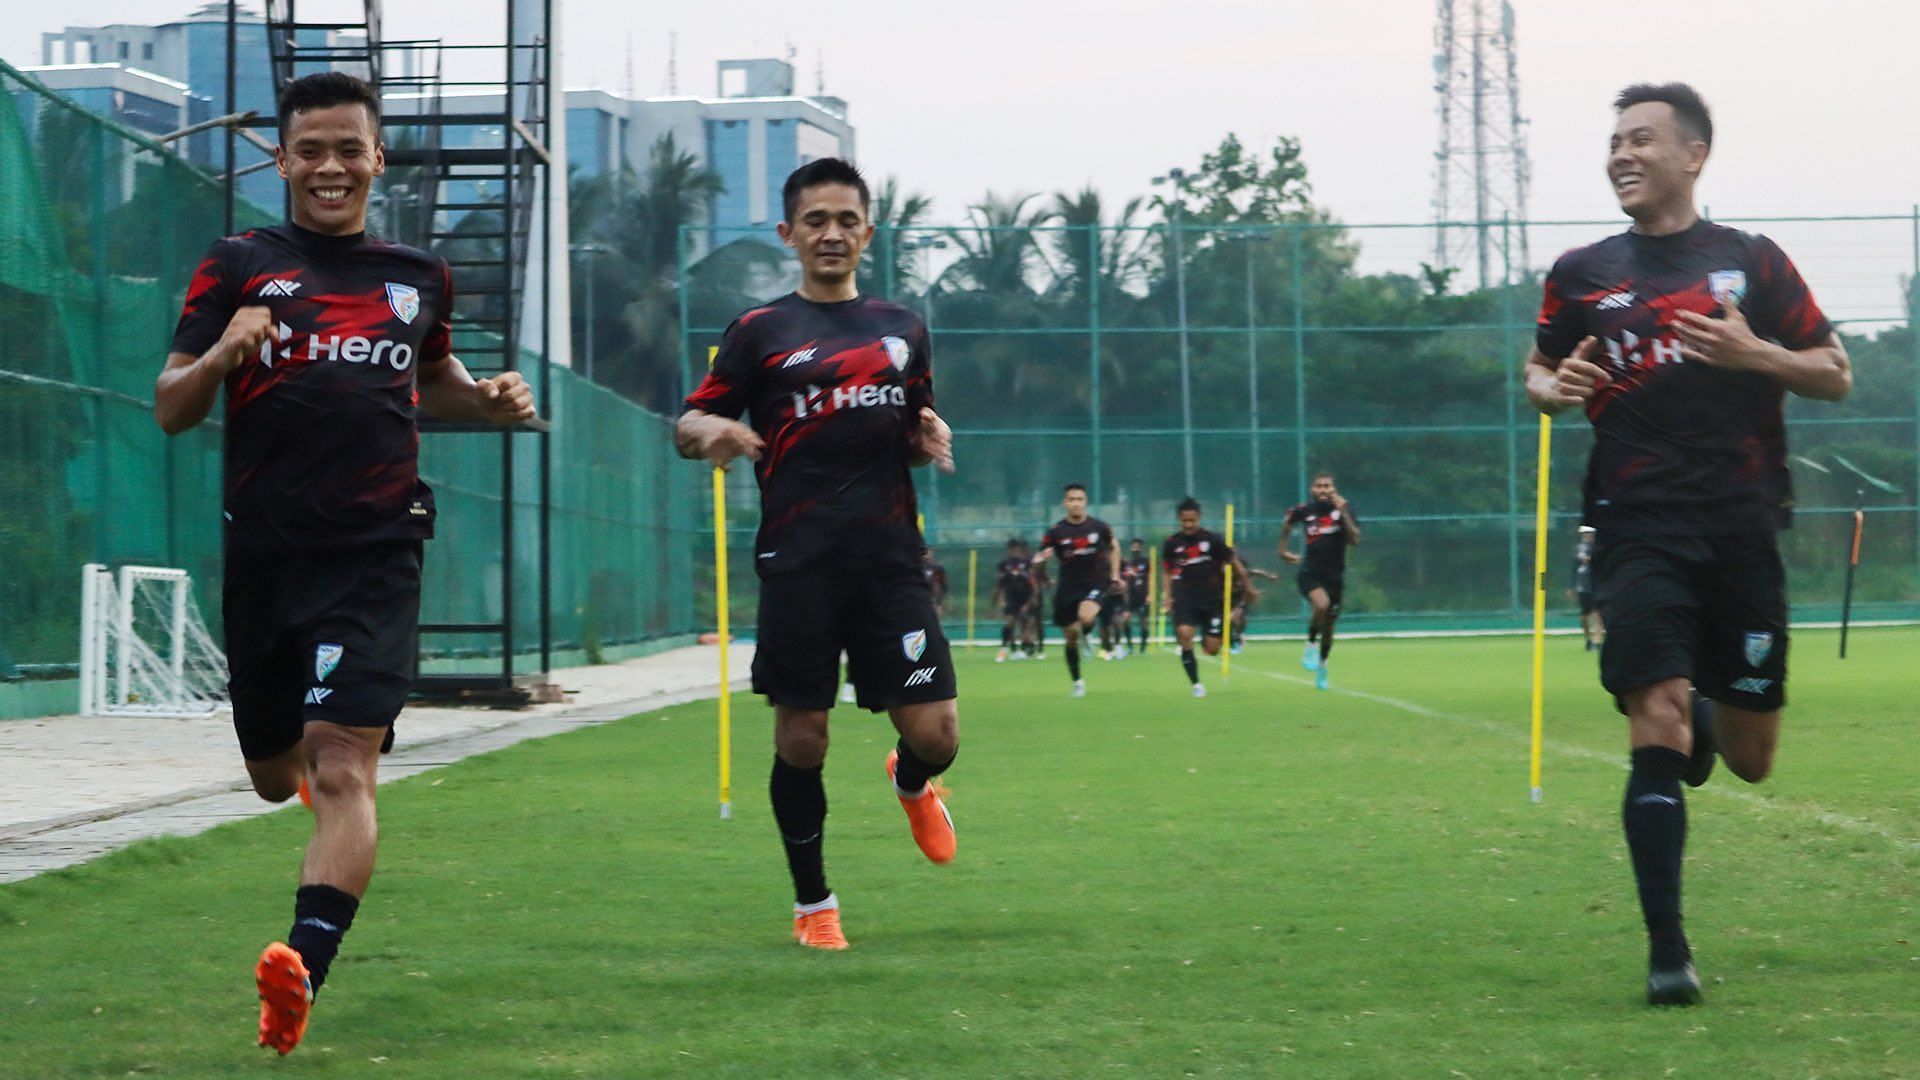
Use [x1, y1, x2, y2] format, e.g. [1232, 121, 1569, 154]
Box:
[882, 336, 911, 370]
[901, 628, 928, 662]
[387, 282, 421, 325]
[1708, 270, 1748, 306]
[258, 321, 295, 367]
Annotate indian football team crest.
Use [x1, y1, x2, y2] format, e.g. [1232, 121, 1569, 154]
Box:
[1742, 631, 1774, 668]
[901, 628, 928, 662]
[315, 643, 345, 682]
[1708, 269, 1748, 306]
[386, 282, 421, 325]
[881, 336, 911, 371]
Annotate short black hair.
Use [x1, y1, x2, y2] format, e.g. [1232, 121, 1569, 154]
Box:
[1177, 497, 1201, 515]
[782, 157, 869, 223]
[1614, 82, 1712, 147]
[277, 71, 381, 143]
[1312, 472, 1335, 483]
[1063, 483, 1087, 496]
[1006, 537, 1022, 548]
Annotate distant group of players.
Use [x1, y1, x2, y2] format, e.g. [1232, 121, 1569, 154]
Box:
[992, 480, 1358, 698]
[162, 70, 1852, 1055]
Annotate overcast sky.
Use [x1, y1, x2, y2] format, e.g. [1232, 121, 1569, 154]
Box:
[11, 0, 1919, 315]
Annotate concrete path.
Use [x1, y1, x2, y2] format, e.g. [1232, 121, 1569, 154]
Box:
[0, 644, 752, 884]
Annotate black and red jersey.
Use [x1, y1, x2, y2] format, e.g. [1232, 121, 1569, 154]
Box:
[1285, 500, 1356, 575]
[171, 223, 452, 552]
[685, 293, 933, 575]
[1041, 516, 1115, 592]
[1536, 221, 1832, 536]
[1120, 555, 1150, 601]
[1161, 529, 1234, 599]
[997, 555, 1035, 597]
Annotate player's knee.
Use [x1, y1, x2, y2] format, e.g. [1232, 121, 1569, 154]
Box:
[1625, 680, 1692, 750]
[1201, 639, 1222, 657]
[248, 770, 302, 803]
[774, 712, 830, 768]
[1725, 753, 1773, 784]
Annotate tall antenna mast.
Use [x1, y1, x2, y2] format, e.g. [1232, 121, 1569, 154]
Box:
[665, 31, 676, 95]
[1431, 0, 1532, 289]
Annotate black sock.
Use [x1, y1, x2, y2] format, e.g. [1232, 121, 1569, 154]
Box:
[1320, 630, 1335, 661]
[1001, 625, 1013, 648]
[1623, 746, 1690, 966]
[1180, 647, 1199, 684]
[1066, 645, 1081, 680]
[288, 884, 359, 993]
[891, 737, 954, 794]
[770, 755, 829, 905]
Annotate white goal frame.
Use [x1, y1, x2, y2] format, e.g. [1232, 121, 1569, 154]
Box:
[78, 563, 229, 717]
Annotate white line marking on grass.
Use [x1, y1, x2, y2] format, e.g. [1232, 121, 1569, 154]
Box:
[1241, 664, 1920, 852]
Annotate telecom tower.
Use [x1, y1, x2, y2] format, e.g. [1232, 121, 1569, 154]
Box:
[1430, 0, 1531, 290]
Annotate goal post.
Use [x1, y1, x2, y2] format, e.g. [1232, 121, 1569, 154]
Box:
[78, 563, 229, 718]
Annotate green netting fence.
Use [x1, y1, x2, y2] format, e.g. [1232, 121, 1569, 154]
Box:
[0, 61, 699, 717]
[680, 213, 1920, 642]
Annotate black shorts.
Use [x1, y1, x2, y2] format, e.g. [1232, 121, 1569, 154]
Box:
[753, 560, 956, 712]
[1296, 567, 1344, 611]
[224, 540, 422, 762]
[1125, 589, 1148, 614]
[1594, 532, 1788, 712]
[1170, 592, 1224, 638]
[1053, 584, 1105, 628]
[1577, 591, 1597, 616]
[1001, 585, 1034, 619]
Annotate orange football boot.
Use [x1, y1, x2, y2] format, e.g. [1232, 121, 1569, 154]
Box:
[884, 749, 956, 864]
[254, 941, 313, 1055]
[793, 905, 849, 950]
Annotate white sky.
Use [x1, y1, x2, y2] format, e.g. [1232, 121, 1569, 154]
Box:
[11, 0, 1920, 315]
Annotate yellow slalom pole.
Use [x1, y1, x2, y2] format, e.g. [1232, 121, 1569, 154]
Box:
[1221, 504, 1235, 676]
[1148, 547, 1161, 651]
[710, 346, 732, 821]
[967, 549, 978, 651]
[1528, 414, 1553, 805]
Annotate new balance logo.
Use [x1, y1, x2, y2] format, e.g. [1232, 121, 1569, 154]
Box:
[1729, 676, 1774, 694]
[303, 687, 334, 706]
[781, 347, 819, 369]
[1595, 290, 1637, 311]
[258, 279, 302, 297]
[903, 667, 937, 688]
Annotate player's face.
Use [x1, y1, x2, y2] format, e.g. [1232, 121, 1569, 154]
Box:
[1062, 489, 1088, 519]
[1178, 509, 1200, 534]
[778, 183, 873, 285]
[1607, 103, 1705, 221]
[1311, 476, 1336, 501]
[277, 103, 384, 236]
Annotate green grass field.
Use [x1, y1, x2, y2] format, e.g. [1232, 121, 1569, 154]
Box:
[3, 627, 1918, 1077]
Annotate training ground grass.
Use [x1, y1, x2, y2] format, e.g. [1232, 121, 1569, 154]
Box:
[2, 628, 1918, 1077]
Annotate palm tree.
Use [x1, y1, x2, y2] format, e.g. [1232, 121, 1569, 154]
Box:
[944, 191, 1056, 297]
[859, 175, 934, 299]
[1048, 186, 1156, 301]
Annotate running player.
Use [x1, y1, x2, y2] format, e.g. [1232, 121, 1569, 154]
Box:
[1279, 473, 1361, 690]
[924, 548, 950, 618]
[1115, 538, 1151, 657]
[1025, 550, 1051, 659]
[1032, 483, 1120, 697]
[154, 73, 537, 1054]
[1525, 83, 1849, 1005]
[1161, 498, 1247, 697]
[1571, 525, 1603, 651]
[677, 157, 960, 952]
[991, 538, 1036, 661]
[1228, 563, 1278, 654]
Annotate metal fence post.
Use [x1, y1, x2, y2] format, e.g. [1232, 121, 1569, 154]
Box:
[1291, 225, 1308, 502]
[1089, 224, 1103, 504]
[1502, 213, 1521, 611]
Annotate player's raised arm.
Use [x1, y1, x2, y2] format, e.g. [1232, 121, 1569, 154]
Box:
[1277, 515, 1301, 565]
[1524, 338, 1610, 415]
[155, 307, 280, 435]
[1673, 298, 1850, 402]
[417, 357, 537, 425]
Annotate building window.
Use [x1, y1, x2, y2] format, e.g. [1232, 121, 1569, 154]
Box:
[118, 42, 130, 59]
[143, 43, 154, 60]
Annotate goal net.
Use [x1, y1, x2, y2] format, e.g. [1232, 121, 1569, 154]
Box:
[78, 563, 229, 717]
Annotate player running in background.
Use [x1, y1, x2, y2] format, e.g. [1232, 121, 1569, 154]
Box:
[924, 548, 950, 619]
[1161, 498, 1248, 698]
[1032, 483, 1120, 697]
[1118, 538, 1152, 655]
[1025, 551, 1051, 659]
[678, 157, 961, 952]
[1525, 83, 1849, 1005]
[1228, 562, 1279, 654]
[1280, 473, 1361, 690]
[154, 73, 537, 1054]
[992, 538, 1037, 661]
[1570, 525, 1603, 651]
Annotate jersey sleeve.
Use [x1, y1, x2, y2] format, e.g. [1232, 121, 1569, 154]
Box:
[905, 320, 935, 413]
[682, 314, 759, 420]
[420, 258, 454, 367]
[170, 238, 243, 358]
[1283, 504, 1305, 526]
[1747, 235, 1834, 351]
[1534, 252, 1586, 361]
[1041, 526, 1060, 553]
